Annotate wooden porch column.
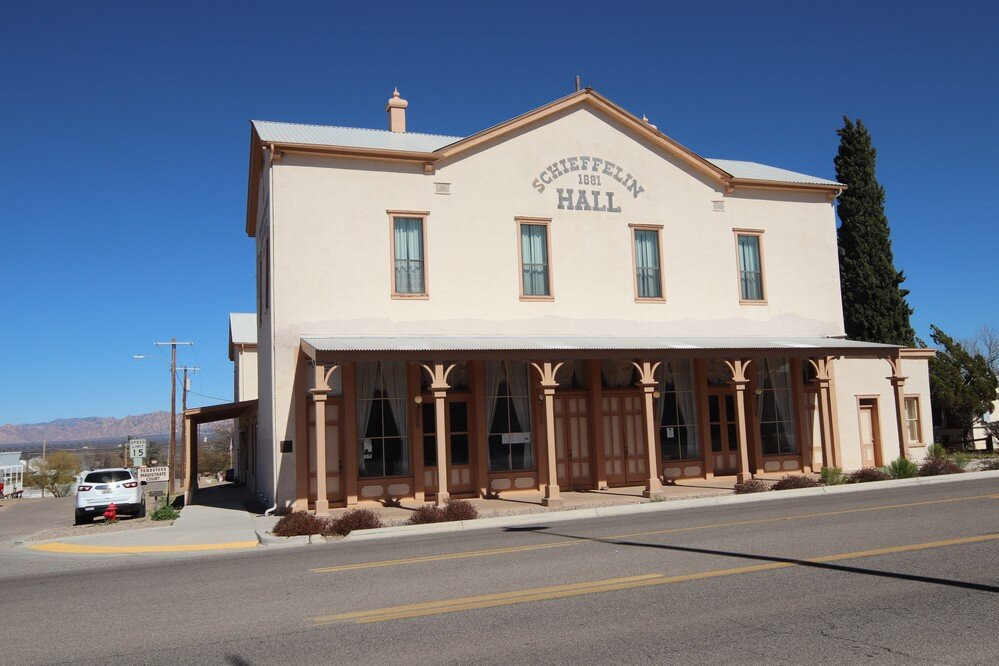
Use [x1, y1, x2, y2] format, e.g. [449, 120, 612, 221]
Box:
[694, 359, 713, 479]
[531, 361, 564, 507]
[422, 363, 457, 506]
[887, 356, 909, 459]
[724, 359, 754, 483]
[790, 358, 810, 473]
[310, 362, 338, 516]
[633, 360, 665, 499]
[182, 416, 195, 504]
[809, 357, 835, 470]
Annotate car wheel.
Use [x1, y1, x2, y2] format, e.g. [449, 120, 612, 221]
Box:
[74, 511, 90, 526]
[137, 501, 146, 518]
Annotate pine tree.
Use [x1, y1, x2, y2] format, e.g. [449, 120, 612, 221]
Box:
[835, 117, 915, 346]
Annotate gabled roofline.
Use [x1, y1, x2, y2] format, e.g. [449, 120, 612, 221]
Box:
[433, 88, 734, 184]
[245, 88, 845, 237]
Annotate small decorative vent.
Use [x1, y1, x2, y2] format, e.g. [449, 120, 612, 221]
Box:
[712, 200, 725, 212]
[434, 182, 451, 195]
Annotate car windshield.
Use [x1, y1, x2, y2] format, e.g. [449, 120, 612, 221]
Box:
[84, 470, 132, 483]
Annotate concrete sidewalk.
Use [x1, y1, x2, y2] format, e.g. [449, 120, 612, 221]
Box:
[28, 484, 266, 555]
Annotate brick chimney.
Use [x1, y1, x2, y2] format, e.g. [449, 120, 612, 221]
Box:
[386, 88, 408, 133]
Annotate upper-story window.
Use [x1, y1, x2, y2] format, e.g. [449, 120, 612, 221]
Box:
[631, 225, 664, 300]
[518, 218, 552, 299]
[735, 230, 765, 303]
[390, 212, 427, 297]
[904, 396, 923, 444]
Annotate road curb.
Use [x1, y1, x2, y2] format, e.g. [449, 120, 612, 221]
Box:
[341, 469, 999, 543]
[27, 539, 260, 555]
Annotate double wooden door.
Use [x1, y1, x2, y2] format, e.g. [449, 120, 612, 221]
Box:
[858, 400, 881, 468]
[708, 391, 739, 475]
[602, 392, 647, 485]
[553, 393, 592, 489]
[421, 396, 474, 496]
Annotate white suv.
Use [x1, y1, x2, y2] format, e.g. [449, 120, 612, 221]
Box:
[75, 468, 147, 524]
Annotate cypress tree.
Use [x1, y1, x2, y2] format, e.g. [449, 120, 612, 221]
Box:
[834, 117, 915, 346]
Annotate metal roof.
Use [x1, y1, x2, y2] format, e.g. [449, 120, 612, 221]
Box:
[229, 313, 257, 346]
[253, 121, 839, 186]
[252, 120, 460, 153]
[302, 335, 894, 355]
[0, 451, 23, 467]
[706, 159, 841, 186]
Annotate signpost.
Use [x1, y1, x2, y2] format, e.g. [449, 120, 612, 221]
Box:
[128, 438, 148, 467]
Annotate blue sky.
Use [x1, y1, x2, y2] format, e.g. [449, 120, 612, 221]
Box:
[1, 1, 996, 424]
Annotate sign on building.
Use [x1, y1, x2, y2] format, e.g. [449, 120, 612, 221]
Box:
[139, 466, 169, 483]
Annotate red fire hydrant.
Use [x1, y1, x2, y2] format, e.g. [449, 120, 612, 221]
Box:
[104, 503, 118, 522]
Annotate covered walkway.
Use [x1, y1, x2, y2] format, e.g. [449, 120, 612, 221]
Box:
[182, 399, 257, 505]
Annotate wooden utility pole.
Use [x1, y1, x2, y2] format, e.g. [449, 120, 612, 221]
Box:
[153, 339, 193, 492]
[41, 439, 47, 498]
[177, 365, 199, 490]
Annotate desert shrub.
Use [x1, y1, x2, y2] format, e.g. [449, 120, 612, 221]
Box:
[272, 511, 326, 537]
[771, 475, 821, 491]
[885, 457, 920, 479]
[151, 505, 180, 521]
[950, 451, 971, 469]
[326, 508, 383, 536]
[443, 499, 479, 521]
[925, 443, 947, 460]
[407, 499, 480, 525]
[734, 479, 769, 494]
[408, 504, 447, 525]
[919, 457, 964, 476]
[819, 466, 845, 485]
[981, 458, 999, 471]
[847, 467, 891, 483]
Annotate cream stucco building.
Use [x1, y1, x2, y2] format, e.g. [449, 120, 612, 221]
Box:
[185, 88, 933, 511]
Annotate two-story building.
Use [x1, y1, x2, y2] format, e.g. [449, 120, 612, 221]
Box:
[189, 87, 933, 512]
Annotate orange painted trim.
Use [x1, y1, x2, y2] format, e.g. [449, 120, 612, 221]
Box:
[903, 393, 925, 445]
[855, 394, 885, 467]
[388, 211, 430, 299]
[899, 348, 936, 359]
[516, 218, 554, 301]
[630, 225, 667, 303]
[733, 229, 768, 305]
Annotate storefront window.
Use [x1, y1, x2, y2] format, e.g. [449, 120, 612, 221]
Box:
[357, 361, 410, 477]
[756, 358, 797, 455]
[658, 359, 699, 460]
[485, 361, 533, 471]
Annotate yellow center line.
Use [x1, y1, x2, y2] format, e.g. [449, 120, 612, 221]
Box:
[311, 533, 999, 624]
[310, 492, 997, 574]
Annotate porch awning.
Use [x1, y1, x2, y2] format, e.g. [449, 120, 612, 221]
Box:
[183, 399, 257, 426]
[301, 335, 898, 361]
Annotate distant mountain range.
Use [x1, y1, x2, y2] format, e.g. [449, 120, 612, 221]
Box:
[0, 412, 173, 447]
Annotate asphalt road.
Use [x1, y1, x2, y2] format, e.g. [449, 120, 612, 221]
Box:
[2, 478, 997, 665]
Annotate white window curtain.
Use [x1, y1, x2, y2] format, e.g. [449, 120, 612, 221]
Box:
[601, 359, 635, 388]
[506, 362, 531, 432]
[394, 218, 424, 293]
[521, 224, 549, 296]
[635, 230, 661, 298]
[356, 361, 380, 439]
[381, 360, 409, 440]
[663, 360, 697, 431]
[738, 235, 763, 300]
[758, 358, 796, 454]
[485, 361, 504, 433]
